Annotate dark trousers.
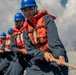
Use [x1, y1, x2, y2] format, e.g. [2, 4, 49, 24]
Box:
[0, 56, 13, 74]
[8, 55, 32, 75]
[26, 60, 64, 75]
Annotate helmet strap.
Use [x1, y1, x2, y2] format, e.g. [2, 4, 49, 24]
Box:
[20, 20, 24, 28]
[34, 6, 38, 14]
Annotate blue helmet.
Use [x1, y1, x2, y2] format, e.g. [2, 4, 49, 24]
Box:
[14, 12, 25, 21]
[0, 32, 6, 39]
[20, 0, 37, 10]
[8, 28, 14, 34]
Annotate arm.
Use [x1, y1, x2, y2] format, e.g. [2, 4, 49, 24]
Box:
[10, 35, 27, 55]
[44, 15, 66, 59]
[0, 42, 5, 53]
[10, 36, 19, 54]
[23, 30, 46, 61]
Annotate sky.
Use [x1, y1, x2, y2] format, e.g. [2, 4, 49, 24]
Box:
[0, 0, 76, 50]
[61, 0, 68, 7]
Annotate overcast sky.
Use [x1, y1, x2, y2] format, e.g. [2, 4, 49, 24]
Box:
[0, 0, 76, 50]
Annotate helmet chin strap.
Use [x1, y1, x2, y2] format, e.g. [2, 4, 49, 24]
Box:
[34, 6, 38, 14]
[20, 20, 24, 28]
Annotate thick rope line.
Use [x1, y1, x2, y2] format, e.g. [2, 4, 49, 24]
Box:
[52, 58, 76, 70]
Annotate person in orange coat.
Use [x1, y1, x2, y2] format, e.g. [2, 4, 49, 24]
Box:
[0, 38, 4, 54]
[0, 32, 6, 57]
[0, 33, 6, 60]
[0, 28, 14, 74]
[20, 0, 68, 75]
[7, 12, 32, 75]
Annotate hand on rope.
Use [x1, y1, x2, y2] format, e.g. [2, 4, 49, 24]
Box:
[5, 47, 11, 52]
[52, 57, 76, 70]
[19, 48, 27, 55]
[44, 52, 76, 70]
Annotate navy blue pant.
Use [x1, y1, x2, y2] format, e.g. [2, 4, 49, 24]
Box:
[26, 60, 64, 75]
[9, 55, 32, 75]
[5, 61, 15, 75]
[0, 57, 13, 74]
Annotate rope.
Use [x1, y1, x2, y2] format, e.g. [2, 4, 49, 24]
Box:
[52, 58, 76, 70]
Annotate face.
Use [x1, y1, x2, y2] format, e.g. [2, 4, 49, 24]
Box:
[2, 38, 6, 40]
[15, 20, 23, 29]
[8, 34, 13, 36]
[22, 7, 36, 20]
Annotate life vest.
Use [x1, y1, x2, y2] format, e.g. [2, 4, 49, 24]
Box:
[0, 39, 6, 49]
[25, 10, 56, 52]
[5, 35, 11, 48]
[0, 40, 3, 49]
[13, 26, 25, 49]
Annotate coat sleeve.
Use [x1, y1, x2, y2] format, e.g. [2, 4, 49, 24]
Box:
[44, 15, 67, 59]
[10, 36, 19, 54]
[1, 42, 5, 51]
[23, 30, 46, 61]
